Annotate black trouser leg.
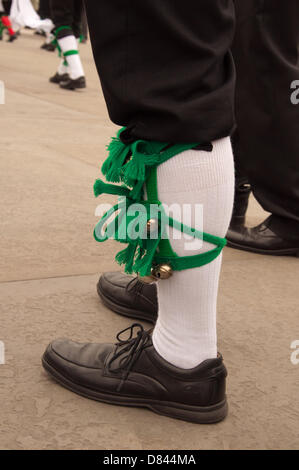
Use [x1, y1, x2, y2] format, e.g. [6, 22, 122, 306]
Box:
[50, 0, 84, 38]
[50, 0, 83, 39]
[81, 3, 88, 41]
[72, 0, 84, 39]
[2, 0, 12, 15]
[84, 0, 236, 143]
[233, 0, 299, 236]
[38, 0, 51, 20]
[50, 0, 74, 35]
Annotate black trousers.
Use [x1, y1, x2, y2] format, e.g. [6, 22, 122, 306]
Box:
[85, 0, 236, 144]
[233, 0, 299, 234]
[85, 1, 299, 232]
[2, 0, 11, 15]
[38, 0, 51, 20]
[50, 0, 84, 39]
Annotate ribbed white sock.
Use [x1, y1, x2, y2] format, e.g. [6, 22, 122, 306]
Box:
[57, 59, 68, 76]
[152, 137, 235, 369]
[57, 36, 84, 80]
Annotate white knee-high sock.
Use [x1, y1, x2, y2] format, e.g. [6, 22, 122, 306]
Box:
[152, 137, 235, 369]
[57, 36, 84, 80]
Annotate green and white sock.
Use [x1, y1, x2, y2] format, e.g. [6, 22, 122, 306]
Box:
[57, 35, 84, 80]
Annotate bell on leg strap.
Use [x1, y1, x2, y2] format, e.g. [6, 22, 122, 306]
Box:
[94, 128, 227, 279]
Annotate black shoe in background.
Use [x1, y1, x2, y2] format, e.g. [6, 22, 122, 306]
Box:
[35, 30, 46, 37]
[227, 215, 299, 256]
[97, 272, 158, 324]
[41, 42, 55, 52]
[59, 76, 86, 90]
[42, 324, 228, 424]
[8, 34, 17, 42]
[49, 72, 70, 84]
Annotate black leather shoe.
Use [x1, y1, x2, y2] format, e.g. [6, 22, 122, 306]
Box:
[8, 34, 17, 42]
[42, 324, 228, 424]
[49, 72, 70, 84]
[35, 30, 46, 37]
[59, 76, 86, 90]
[97, 272, 158, 324]
[41, 42, 56, 52]
[227, 216, 299, 256]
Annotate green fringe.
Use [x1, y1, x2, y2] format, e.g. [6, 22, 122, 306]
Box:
[115, 243, 138, 274]
[94, 127, 227, 276]
[115, 236, 160, 277]
[101, 129, 198, 192]
[93, 179, 130, 198]
[102, 137, 130, 182]
[122, 153, 146, 183]
[133, 238, 161, 277]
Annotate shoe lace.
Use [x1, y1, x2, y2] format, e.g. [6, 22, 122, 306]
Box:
[107, 323, 152, 391]
[125, 276, 144, 294]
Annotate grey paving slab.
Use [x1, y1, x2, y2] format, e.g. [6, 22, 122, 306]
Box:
[1, 266, 299, 450]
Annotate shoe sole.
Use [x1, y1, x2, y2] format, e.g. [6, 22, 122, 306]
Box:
[97, 280, 156, 324]
[50, 76, 70, 85]
[42, 354, 228, 424]
[227, 240, 299, 256]
[60, 83, 86, 91]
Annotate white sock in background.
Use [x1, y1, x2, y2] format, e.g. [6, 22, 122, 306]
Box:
[152, 137, 235, 369]
[57, 35, 84, 80]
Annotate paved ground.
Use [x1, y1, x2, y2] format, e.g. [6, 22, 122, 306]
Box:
[0, 31, 299, 451]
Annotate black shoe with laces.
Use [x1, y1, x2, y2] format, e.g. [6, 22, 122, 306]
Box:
[97, 272, 158, 324]
[42, 324, 228, 424]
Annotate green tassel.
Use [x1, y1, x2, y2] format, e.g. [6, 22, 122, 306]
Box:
[93, 179, 130, 198]
[115, 243, 137, 274]
[123, 155, 146, 183]
[94, 129, 226, 276]
[133, 238, 161, 277]
[102, 138, 129, 182]
[134, 245, 145, 264]
[93, 179, 110, 197]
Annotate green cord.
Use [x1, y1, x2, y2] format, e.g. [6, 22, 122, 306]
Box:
[64, 50, 79, 57]
[53, 26, 78, 58]
[94, 128, 227, 276]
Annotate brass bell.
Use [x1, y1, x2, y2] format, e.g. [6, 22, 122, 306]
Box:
[138, 264, 173, 284]
[151, 264, 173, 280]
